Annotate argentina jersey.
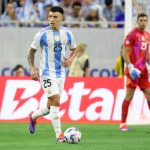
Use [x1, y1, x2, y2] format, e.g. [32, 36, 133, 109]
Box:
[31, 26, 77, 78]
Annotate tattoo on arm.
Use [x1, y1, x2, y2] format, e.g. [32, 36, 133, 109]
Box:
[28, 48, 36, 67]
[70, 48, 78, 59]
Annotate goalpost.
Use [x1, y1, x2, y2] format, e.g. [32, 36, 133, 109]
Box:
[125, 0, 150, 36]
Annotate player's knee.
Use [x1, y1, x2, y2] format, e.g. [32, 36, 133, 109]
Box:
[53, 100, 60, 106]
[146, 94, 150, 100]
[48, 95, 60, 106]
[125, 94, 134, 100]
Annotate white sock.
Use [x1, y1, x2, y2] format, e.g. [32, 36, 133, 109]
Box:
[32, 106, 50, 119]
[50, 106, 62, 138]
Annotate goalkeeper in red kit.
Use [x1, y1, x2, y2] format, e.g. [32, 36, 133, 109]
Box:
[120, 13, 150, 131]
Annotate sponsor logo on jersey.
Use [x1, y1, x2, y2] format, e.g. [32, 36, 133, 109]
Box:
[141, 36, 145, 41]
[55, 35, 60, 41]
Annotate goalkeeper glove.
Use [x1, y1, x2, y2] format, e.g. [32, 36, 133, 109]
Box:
[128, 64, 141, 80]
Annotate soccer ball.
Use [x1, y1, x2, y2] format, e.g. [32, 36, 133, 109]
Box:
[64, 127, 81, 144]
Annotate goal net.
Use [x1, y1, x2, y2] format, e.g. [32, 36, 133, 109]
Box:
[125, 0, 150, 36]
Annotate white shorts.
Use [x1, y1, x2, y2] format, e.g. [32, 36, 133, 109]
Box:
[40, 77, 65, 97]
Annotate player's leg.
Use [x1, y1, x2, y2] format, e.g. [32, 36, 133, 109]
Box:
[120, 74, 137, 131]
[28, 77, 51, 134]
[142, 88, 150, 109]
[48, 78, 65, 142]
[120, 87, 135, 131]
[28, 104, 50, 134]
[140, 73, 150, 110]
[31, 105, 50, 120]
[48, 94, 65, 142]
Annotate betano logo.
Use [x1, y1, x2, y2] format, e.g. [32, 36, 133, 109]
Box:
[0, 77, 150, 124]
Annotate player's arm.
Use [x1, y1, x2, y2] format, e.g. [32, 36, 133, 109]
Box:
[28, 48, 39, 81]
[147, 44, 150, 62]
[146, 44, 150, 75]
[62, 47, 78, 68]
[122, 46, 141, 80]
[121, 46, 131, 65]
[63, 30, 78, 68]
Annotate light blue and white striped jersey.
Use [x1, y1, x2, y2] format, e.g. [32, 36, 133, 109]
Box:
[31, 26, 77, 78]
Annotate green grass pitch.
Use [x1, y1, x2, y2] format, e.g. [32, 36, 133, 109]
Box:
[0, 123, 150, 150]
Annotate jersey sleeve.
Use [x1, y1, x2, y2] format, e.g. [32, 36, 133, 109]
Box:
[66, 30, 77, 50]
[30, 31, 41, 50]
[123, 30, 135, 48]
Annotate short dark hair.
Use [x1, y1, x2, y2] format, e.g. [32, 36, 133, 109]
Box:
[105, 0, 112, 6]
[72, 1, 81, 8]
[14, 64, 24, 71]
[137, 13, 148, 20]
[50, 6, 64, 15]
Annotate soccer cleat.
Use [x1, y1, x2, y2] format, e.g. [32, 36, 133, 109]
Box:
[119, 124, 129, 132]
[56, 133, 66, 143]
[28, 113, 36, 134]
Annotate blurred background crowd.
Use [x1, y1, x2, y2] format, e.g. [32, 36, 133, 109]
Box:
[0, 0, 125, 28]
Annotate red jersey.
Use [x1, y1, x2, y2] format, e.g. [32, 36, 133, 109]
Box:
[123, 27, 150, 75]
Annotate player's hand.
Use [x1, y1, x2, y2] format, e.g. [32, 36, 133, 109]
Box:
[62, 57, 73, 68]
[128, 64, 141, 80]
[146, 62, 150, 75]
[30, 67, 39, 81]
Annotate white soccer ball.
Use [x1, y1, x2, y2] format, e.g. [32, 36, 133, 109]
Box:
[64, 127, 81, 144]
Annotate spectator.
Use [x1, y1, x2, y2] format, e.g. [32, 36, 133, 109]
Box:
[1, 2, 17, 27]
[59, 0, 73, 20]
[35, 0, 58, 21]
[35, 0, 45, 21]
[44, 2, 52, 21]
[39, 2, 53, 27]
[45, 0, 59, 6]
[68, 42, 90, 77]
[13, 64, 25, 77]
[70, 1, 82, 21]
[65, 1, 82, 27]
[85, 5, 100, 27]
[86, 5, 99, 21]
[16, 0, 39, 26]
[102, 0, 122, 27]
[80, 0, 103, 20]
[114, 1, 125, 28]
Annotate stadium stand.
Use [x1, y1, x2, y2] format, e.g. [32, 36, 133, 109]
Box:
[0, 0, 124, 28]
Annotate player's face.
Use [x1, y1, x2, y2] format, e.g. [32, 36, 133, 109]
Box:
[137, 16, 148, 31]
[48, 11, 63, 30]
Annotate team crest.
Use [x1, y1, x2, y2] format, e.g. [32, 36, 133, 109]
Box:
[54, 35, 60, 41]
[141, 36, 145, 41]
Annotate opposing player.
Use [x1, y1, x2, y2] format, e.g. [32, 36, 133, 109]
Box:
[120, 13, 150, 131]
[27, 6, 78, 142]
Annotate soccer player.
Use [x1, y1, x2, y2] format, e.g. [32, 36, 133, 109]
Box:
[27, 6, 78, 142]
[120, 13, 150, 131]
